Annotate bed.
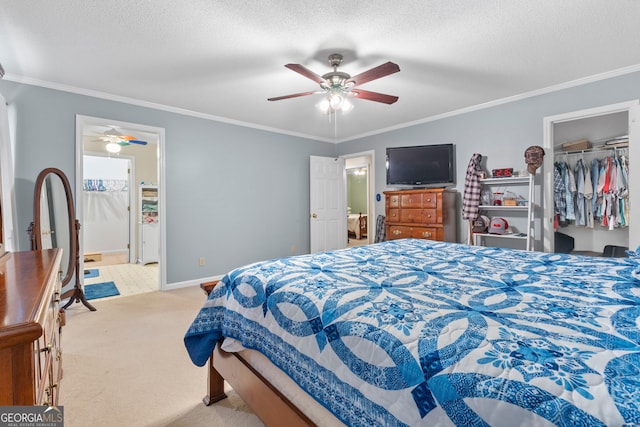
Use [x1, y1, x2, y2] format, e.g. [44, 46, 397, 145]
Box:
[184, 238, 640, 426]
[347, 213, 367, 240]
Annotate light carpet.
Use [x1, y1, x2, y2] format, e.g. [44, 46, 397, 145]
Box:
[60, 286, 264, 427]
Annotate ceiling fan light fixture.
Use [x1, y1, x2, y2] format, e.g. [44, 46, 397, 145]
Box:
[341, 99, 354, 113]
[329, 93, 343, 109]
[318, 98, 331, 113]
[105, 142, 122, 153]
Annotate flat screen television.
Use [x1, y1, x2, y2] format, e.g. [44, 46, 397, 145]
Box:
[386, 143, 455, 187]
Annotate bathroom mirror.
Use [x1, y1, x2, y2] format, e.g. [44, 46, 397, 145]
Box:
[30, 167, 96, 311]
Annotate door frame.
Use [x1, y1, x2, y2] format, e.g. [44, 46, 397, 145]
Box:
[542, 100, 639, 252]
[341, 150, 375, 242]
[75, 115, 167, 290]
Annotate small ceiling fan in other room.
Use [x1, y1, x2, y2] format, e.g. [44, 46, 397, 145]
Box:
[101, 128, 148, 146]
[92, 128, 148, 153]
[268, 53, 400, 112]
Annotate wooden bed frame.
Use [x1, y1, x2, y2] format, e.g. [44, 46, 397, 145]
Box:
[347, 212, 367, 240]
[200, 281, 315, 427]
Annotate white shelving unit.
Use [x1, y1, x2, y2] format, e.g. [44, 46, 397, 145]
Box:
[473, 175, 535, 251]
[138, 185, 158, 264]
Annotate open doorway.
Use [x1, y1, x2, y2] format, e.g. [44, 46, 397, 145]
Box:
[75, 115, 166, 297]
[82, 154, 132, 262]
[344, 151, 374, 247]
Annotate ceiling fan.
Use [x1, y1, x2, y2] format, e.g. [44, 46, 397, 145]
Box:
[268, 53, 400, 110]
[90, 128, 148, 154]
[95, 128, 148, 146]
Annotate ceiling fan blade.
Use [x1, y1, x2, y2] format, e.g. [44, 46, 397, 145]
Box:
[348, 89, 399, 104]
[118, 139, 148, 146]
[268, 91, 319, 101]
[346, 62, 400, 87]
[284, 63, 326, 84]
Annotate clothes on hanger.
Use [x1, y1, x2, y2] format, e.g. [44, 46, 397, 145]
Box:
[554, 148, 629, 230]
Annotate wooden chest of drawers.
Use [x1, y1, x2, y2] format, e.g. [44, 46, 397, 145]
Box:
[0, 249, 64, 406]
[384, 188, 457, 242]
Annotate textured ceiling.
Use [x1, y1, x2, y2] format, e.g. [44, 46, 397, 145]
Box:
[1, 1, 640, 142]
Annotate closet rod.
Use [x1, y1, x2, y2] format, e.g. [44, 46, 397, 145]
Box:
[560, 143, 628, 156]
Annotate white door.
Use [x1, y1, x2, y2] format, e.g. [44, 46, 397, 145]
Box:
[310, 156, 346, 253]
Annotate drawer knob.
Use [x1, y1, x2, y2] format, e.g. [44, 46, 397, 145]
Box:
[422, 232, 432, 238]
[393, 230, 402, 235]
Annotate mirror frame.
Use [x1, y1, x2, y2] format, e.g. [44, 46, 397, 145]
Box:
[30, 167, 96, 311]
[31, 167, 77, 287]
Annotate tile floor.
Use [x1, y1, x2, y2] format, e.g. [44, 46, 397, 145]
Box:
[83, 251, 158, 298]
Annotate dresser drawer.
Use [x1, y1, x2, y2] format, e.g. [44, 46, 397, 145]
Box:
[387, 208, 439, 224]
[421, 209, 439, 224]
[386, 225, 442, 241]
[34, 281, 62, 405]
[399, 209, 422, 223]
[399, 194, 424, 208]
[399, 193, 437, 208]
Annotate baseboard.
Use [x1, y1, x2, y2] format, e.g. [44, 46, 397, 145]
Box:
[163, 274, 224, 291]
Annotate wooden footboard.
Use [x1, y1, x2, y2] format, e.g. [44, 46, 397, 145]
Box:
[200, 281, 314, 427]
[359, 214, 367, 238]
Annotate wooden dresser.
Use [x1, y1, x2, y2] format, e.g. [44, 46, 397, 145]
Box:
[384, 188, 457, 242]
[0, 249, 64, 406]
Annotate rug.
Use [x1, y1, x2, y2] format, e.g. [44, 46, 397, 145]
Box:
[84, 281, 120, 300]
[84, 269, 99, 279]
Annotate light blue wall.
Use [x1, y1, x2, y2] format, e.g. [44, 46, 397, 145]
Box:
[3, 70, 640, 282]
[337, 71, 640, 244]
[0, 80, 335, 283]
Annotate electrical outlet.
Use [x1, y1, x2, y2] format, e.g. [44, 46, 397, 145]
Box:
[290, 244, 296, 254]
[199, 257, 205, 266]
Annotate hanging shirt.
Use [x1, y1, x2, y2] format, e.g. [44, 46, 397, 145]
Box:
[462, 153, 483, 220]
[565, 163, 576, 222]
[574, 159, 586, 226]
[590, 158, 600, 218]
[554, 162, 568, 225]
[595, 159, 607, 222]
[583, 161, 594, 228]
[619, 155, 630, 227]
[553, 163, 566, 219]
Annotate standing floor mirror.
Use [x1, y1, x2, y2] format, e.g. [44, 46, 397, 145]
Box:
[30, 167, 96, 311]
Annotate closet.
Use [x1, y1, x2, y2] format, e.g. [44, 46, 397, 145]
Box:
[543, 101, 639, 254]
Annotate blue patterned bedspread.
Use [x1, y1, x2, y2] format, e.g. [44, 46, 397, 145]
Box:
[184, 239, 640, 426]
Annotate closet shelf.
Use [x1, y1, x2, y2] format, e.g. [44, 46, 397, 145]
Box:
[559, 143, 628, 156]
[478, 205, 528, 212]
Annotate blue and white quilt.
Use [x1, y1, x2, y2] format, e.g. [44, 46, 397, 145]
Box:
[184, 239, 640, 426]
